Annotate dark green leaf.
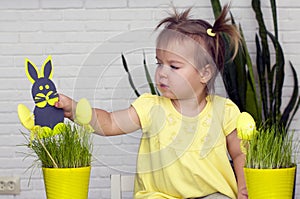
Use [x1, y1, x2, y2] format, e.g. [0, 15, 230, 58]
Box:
[270, 0, 278, 39]
[143, 51, 157, 95]
[282, 62, 299, 128]
[121, 54, 140, 97]
[267, 31, 285, 122]
[210, 0, 222, 19]
[239, 24, 262, 122]
[255, 34, 268, 120]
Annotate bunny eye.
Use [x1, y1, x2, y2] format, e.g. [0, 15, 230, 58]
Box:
[39, 86, 43, 91]
[45, 84, 50, 89]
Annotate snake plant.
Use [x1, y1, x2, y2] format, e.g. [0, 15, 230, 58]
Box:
[210, 0, 300, 131]
[122, 52, 159, 96]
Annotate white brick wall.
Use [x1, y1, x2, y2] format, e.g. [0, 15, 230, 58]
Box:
[0, 0, 299, 198]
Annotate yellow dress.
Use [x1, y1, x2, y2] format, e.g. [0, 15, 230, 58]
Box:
[131, 94, 240, 199]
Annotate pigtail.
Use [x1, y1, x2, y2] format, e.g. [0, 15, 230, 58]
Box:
[212, 4, 241, 62]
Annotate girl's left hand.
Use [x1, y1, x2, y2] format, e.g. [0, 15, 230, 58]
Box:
[238, 187, 248, 199]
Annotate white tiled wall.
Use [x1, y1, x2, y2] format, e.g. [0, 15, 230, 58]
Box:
[0, 0, 299, 198]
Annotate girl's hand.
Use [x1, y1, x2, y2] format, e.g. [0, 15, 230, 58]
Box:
[55, 94, 77, 121]
[238, 187, 248, 199]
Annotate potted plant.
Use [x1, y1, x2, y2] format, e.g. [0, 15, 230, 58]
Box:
[18, 56, 94, 199]
[209, 1, 299, 197]
[23, 121, 93, 199]
[19, 99, 93, 199]
[237, 112, 297, 199]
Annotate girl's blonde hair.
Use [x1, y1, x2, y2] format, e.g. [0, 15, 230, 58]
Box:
[155, 4, 240, 73]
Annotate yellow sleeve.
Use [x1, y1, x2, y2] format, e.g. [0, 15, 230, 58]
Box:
[223, 98, 241, 136]
[131, 93, 156, 133]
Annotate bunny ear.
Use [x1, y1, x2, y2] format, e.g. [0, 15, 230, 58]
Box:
[25, 58, 40, 83]
[41, 55, 53, 79]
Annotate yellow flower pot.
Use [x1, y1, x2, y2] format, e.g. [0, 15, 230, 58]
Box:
[43, 166, 91, 199]
[244, 166, 296, 199]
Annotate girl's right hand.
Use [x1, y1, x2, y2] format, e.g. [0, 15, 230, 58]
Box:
[55, 94, 77, 121]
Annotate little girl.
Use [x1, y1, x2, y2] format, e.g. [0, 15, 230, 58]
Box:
[56, 4, 248, 199]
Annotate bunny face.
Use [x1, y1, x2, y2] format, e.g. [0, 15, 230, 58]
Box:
[25, 56, 59, 108]
[32, 78, 58, 108]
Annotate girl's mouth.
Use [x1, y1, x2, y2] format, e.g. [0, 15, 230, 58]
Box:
[159, 83, 169, 90]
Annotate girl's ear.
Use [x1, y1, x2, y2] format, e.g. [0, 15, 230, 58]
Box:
[41, 55, 53, 79]
[199, 64, 213, 84]
[25, 58, 40, 84]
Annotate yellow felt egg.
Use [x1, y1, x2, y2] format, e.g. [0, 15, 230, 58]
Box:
[75, 98, 92, 125]
[236, 112, 256, 140]
[18, 104, 34, 130]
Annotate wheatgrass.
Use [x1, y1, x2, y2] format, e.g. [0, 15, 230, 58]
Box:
[24, 123, 93, 168]
[245, 124, 295, 169]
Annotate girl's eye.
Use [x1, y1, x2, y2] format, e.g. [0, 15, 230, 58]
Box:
[156, 62, 163, 67]
[170, 65, 179, 70]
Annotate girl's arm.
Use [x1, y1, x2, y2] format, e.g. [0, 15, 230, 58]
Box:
[55, 94, 141, 136]
[226, 130, 248, 199]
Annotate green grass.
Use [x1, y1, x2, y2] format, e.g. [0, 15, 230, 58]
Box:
[245, 123, 295, 169]
[24, 123, 93, 168]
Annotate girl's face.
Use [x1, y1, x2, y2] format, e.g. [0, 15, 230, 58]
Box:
[155, 39, 208, 101]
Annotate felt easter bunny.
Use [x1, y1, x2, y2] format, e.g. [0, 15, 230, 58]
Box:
[18, 56, 64, 129]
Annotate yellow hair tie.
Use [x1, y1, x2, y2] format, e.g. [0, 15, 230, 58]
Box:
[207, 28, 216, 37]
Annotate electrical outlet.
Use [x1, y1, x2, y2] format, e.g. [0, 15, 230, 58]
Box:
[0, 177, 20, 195]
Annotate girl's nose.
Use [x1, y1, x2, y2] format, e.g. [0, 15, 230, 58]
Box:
[158, 65, 168, 78]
